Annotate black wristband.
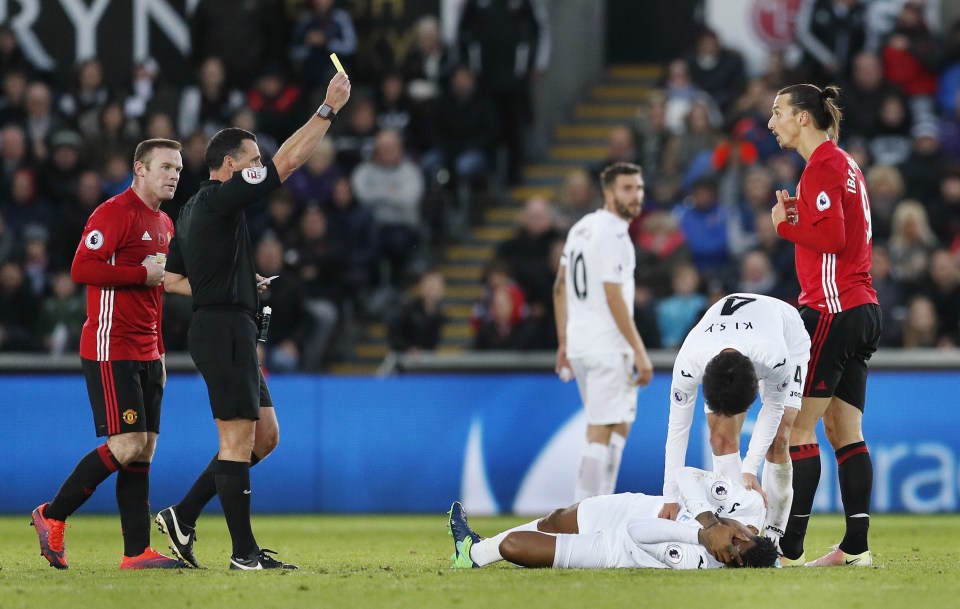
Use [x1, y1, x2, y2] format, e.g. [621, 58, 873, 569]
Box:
[316, 103, 337, 123]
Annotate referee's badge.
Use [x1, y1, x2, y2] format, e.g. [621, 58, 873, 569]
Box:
[242, 166, 268, 184]
[122, 409, 138, 424]
[816, 191, 831, 212]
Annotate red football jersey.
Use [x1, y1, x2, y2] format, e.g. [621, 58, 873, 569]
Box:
[793, 140, 878, 313]
[73, 188, 174, 361]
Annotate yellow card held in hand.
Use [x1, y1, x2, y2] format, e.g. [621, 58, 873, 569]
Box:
[330, 53, 345, 74]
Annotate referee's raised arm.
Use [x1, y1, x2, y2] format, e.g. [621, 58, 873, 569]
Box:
[272, 71, 351, 183]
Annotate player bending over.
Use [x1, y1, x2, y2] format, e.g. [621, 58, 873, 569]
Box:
[447, 467, 777, 570]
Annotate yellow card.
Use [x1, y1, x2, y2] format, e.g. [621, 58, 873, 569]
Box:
[330, 53, 345, 74]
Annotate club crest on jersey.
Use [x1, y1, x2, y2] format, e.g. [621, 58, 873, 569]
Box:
[666, 544, 683, 564]
[816, 191, 831, 212]
[157, 232, 166, 246]
[122, 409, 138, 425]
[242, 166, 268, 184]
[711, 481, 728, 500]
[84, 230, 104, 250]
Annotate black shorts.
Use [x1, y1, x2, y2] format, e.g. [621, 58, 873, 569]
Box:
[189, 309, 271, 420]
[800, 303, 881, 411]
[81, 358, 163, 437]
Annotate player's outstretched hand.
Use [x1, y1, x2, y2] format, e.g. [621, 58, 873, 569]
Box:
[657, 502, 680, 520]
[142, 257, 165, 286]
[324, 71, 351, 112]
[741, 473, 768, 506]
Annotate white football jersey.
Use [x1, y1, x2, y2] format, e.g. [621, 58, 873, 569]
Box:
[562, 209, 636, 358]
[663, 293, 811, 500]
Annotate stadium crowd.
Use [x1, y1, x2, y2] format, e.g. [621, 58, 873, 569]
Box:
[2, 0, 960, 370]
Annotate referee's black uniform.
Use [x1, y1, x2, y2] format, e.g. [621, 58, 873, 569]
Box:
[167, 160, 281, 420]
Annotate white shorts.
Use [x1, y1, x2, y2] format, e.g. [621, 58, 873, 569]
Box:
[576, 493, 663, 535]
[569, 353, 638, 425]
[553, 530, 665, 569]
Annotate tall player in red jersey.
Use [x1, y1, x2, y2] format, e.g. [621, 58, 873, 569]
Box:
[30, 139, 187, 570]
[768, 84, 881, 567]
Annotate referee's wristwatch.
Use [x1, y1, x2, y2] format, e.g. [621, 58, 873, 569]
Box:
[316, 103, 337, 123]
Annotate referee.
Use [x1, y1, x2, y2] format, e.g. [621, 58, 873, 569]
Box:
[161, 72, 350, 570]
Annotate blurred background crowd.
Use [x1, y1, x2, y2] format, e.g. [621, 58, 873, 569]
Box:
[2, 0, 960, 371]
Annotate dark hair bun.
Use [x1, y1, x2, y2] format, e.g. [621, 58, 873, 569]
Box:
[821, 86, 840, 100]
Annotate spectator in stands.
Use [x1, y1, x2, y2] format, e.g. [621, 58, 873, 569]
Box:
[375, 71, 415, 144]
[23, 81, 68, 162]
[590, 126, 641, 180]
[0, 214, 17, 265]
[0, 68, 28, 127]
[59, 59, 111, 136]
[737, 249, 792, 301]
[37, 270, 85, 355]
[869, 92, 914, 166]
[402, 15, 455, 104]
[351, 128, 425, 287]
[557, 168, 599, 232]
[634, 93, 671, 183]
[251, 188, 300, 246]
[795, 0, 867, 84]
[0, 25, 33, 77]
[247, 64, 304, 145]
[85, 100, 140, 170]
[753, 210, 799, 303]
[165, 131, 208, 222]
[21, 223, 49, 297]
[880, 1, 939, 119]
[2, 167, 52, 231]
[727, 78, 781, 162]
[100, 150, 133, 198]
[0, 259, 39, 351]
[673, 176, 730, 277]
[123, 58, 177, 123]
[889, 199, 938, 292]
[255, 237, 313, 372]
[496, 196, 561, 311]
[387, 269, 447, 354]
[632, 280, 662, 349]
[54, 169, 102, 265]
[177, 57, 245, 137]
[458, 0, 551, 185]
[294, 206, 345, 369]
[1, 124, 30, 198]
[144, 111, 176, 141]
[286, 139, 341, 209]
[289, 0, 357, 104]
[190, 0, 288, 88]
[230, 106, 279, 159]
[901, 294, 938, 348]
[655, 262, 706, 349]
[923, 249, 960, 346]
[899, 120, 950, 206]
[471, 258, 526, 333]
[420, 65, 497, 190]
[683, 28, 747, 114]
[473, 285, 541, 351]
[927, 167, 960, 249]
[841, 51, 905, 141]
[662, 98, 722, 190]
[38, 130, 84, 208]
[871, 245, 905, 347]
[662, 59, 705, 135]
[864, 164, 906, 243]
[335, 96, 378, 174]
[325, 176, 376, 300]
[635, 210, 690, 297]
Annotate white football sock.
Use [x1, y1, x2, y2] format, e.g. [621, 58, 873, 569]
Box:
[575, 442, 609, 501]
[470, 519, 540, 567]
[712, 452, 743, 482]
[600, 433, 626, 496]
[762, 460, 793, 542]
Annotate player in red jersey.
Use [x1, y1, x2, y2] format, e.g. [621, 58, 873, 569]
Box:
[768, 83, 881, 567]
[30, 139, 187, 570]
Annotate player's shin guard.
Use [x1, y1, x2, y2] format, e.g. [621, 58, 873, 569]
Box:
[836, 441, 872, 555]
[762, 460, 793, 544]
[46, 444, 122, 521]
[116, 461, 151, 557]
[600, 433, 626, 496]
[575, 443, 608, 501]
[780, 444, 820, 560]
[712, 452, 743, 482]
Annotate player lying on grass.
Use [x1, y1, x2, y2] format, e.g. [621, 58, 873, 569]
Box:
[448, 467, 777, 570]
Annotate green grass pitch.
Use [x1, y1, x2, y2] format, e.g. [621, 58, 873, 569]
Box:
[1, 513, 958, 609]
